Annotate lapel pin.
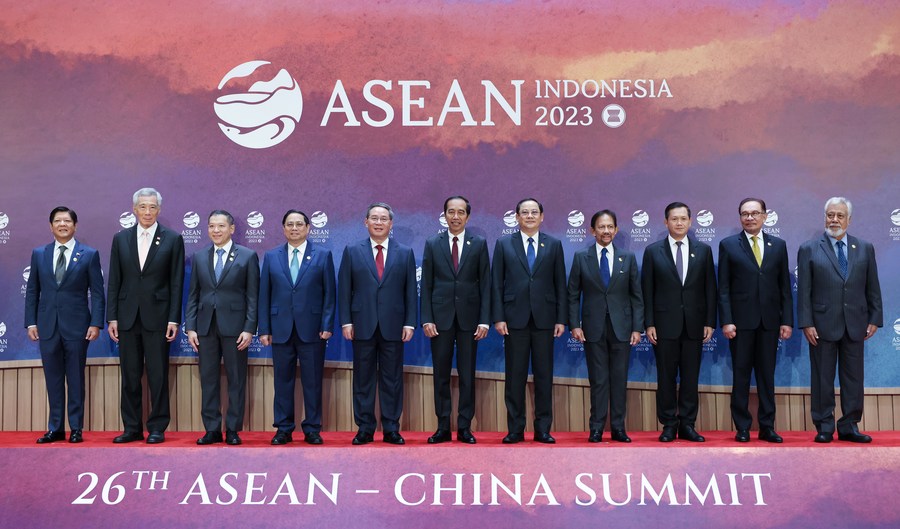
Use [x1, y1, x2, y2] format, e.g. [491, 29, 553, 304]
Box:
[690, 253, 695, 258]
[767, 242, 772, 246]
[155, 241, 160, 245]
[306, 255, 311, 260]
[851, 244, 857, 249]
[540, 243, 545, 247]
[466, 241, 471, 245]
[618, 257, 623, 262]
[73, 258, 79, 262]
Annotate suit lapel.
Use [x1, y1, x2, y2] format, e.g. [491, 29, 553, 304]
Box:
[607, 244, 624, 289]
[845, 235, 858, 278]
[278, 244, 293, 285]
[513, 232, 531, 274]
[43, 242, 57, 287]
[143, 226, 164, 269]
[205, 246, 217, 284]
[818, 234, 843, 279]
[438, 232, 454, 274]
[60, 242, 85, 286]
[661, 240, 680, 282]
[295, 243, 313, 284]
[738, 233, 757, 267]
[362, 240, 380, 281]
[218, 245, 240, 284]
[530, 233, 549, 275]
[125, 226, 140, 271]
[381, 240, 398, 282]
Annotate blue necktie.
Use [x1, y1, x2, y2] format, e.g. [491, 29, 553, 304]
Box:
[675, 241, 685, 285]
[290, 248, 300, 284]
[600, 247, 610, 288]
[526, 237, 536, 271]
[836, 240, 848, 279]
[214, 248, 225, 282]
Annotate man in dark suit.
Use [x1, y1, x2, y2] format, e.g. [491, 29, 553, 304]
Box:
[491, 198, 567, 444]
[798, 196, 882, 443]
[25, 206, 105, 444]
[421, 196, 490, 444]
[641, 201, 717, 443]
[185, 210, 259, 446]
[107, 188, 185, 444]
[259, 209, 335, 446]
[568, 209, 643, 443]
[339, 202, 417, 446]
[718, 198, 793, 443]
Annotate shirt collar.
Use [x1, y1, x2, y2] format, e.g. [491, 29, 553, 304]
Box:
[449, 229, 465, 242]
[370, 238, 389, 250]
[521, 231, 539, 244]
[214, 240, 233, 255]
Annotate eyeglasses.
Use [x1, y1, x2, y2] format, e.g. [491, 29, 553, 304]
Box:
[740, 211, 764, 219]
[518, 210, 541, 217]
[367, 216, 391, 224]
[284, 222, 307, 228]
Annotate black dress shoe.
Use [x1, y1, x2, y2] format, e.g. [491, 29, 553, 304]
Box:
[304, 432, 323, 445]
[113, 431, 144, 444]
[611, 429, 632, 443]
[428, 429, 452, 444]
[197, 431, 223, 445]
[587, 430, 603, 443]
[146, 431, 165, 444]
[659, 426, 677, 443]
[36, 430, 65, 444]
[457, 428, 477, 444]
[352, 431, 374, 445]
[678, 425, 705, 442]
[735, 429, 750, 442]
[271, 431, 293, 445]
[814, 432, 833, 443]
[383, 431, 405, 445]
[502, 432, 524, 444]
[759, 428, 784, 443]
[838, 431, 872, 443]
[534, 432, 556, 444]
[225, 431, 242, 445]
[69, 430, 83, 443]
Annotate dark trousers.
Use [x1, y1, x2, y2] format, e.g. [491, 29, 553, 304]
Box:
[272, 327, 326, 434]
[118, 314, 170, 433]
[729, 327, 779, 430]
[40, 334, 88, 431]
[810, 330, 864, 435]
[197, 314, 248, 433]
[430, 318, 477, 430]
[654, 327, 701, 428]
[352, 325, 404, 434]
[504, 319, 554, 434]
[584, 315, 630, 432]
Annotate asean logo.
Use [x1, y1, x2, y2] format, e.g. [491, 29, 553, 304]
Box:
[0, 212, 9, 229]
[891, 209, 900, 227]
[764, 210, 778, 227]
[183, 211, 201, 229]
[632, 210, 649, 227]
[310, 211, 328, 229]
[438, 212, 448, 228]
[119, 212, 136, 229]
[247, 211, 265, 229]
[214, 61, 303, 149]
[567, 210, 584, 227]
[503, 210, 518, 228]
[696, 210, 714, 227]
[0, 322, 6, 338]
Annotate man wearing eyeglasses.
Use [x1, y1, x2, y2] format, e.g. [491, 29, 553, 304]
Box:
[339, 202, 417, 446]
[718, 198, 793, 443]
[797, 197, 882, 443]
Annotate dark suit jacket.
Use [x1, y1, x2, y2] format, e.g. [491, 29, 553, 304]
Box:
[567, 243, 643, 342]
[185, 243, 260, 336]
[718, 232, 793, 330]
[641, 237, 717, 340]
[107, 224, 185, 330]
[258, 242, 336, 343]
[421, 231, 490, 331]
[491, 231, 567, 329]
[338, 239, 417, 341]
[24, 241, 106, 340]
[797, 233, 883, 342]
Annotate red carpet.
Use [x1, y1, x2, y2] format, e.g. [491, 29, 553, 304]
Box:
[5, 430, 900, 447]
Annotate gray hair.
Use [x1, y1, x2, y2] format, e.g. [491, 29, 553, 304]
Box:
[824, 196, 852, 216]
[366, 202, 394, 220]
[133, 187, 163, 207]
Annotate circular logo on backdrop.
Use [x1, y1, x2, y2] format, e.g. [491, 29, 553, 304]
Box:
[602, 104, 626, 128]
[568, 210, 584, 227]
[311, 211, 328, 228]
[696, 210, 714, 227]
[23, 266, 30, 282]
[247, 211, 265, 229]
[119, 212, 136, 229]
[0, 322, 6, 338]
[894, 318, 900, 335]
[0, 212, 9, 229]
[214, 61, 303, 149]
[632, 210, 649, 227]
[891, 209, 900, 226]
[764, 210, 779, 226]
[503, 210, 518, 228]
[183, 211, 201, 229]
[438, 212, 448, 228]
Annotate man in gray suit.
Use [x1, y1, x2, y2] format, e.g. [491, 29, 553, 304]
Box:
[185, 210, 260, 446]
[568, 210, 643, 443]
[798, 197, 882, 443]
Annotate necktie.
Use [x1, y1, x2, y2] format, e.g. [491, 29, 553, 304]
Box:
[55, 246, 67, 285]
[375, 244, 384, 280]
[600, 247, 610, 288]
[215, 248, 225, 282]
[751, 235, 762, 267]
[836, 240, 848, 279]
[526, 237, 536, 271]
[675, 241, 685, 285]
[451, 236, 459, 272]
[138, 230, 150, 269]
[290, 248, 300, 284]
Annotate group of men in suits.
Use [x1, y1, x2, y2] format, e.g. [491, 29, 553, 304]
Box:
[24, 192, 883, 445]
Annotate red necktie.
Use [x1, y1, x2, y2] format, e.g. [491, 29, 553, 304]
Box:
[375, 244, 384, 280]
[451, 236, 459, 272]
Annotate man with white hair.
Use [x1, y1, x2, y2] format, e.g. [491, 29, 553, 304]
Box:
[797, 197, 883, 443]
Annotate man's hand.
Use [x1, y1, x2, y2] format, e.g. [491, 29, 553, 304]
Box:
[423, 323, 439, 338]
[107, 321, 119, 343]
[494, 322, 508, 336]
[571, 328, 586, 343]
[86, 326, 100, 341]
[803, 326, 818, 347]
[187, 330, 200, 352]
[646, 326, 657, 345]
[722, 324, 737, 340]
[236, 332, 253, 351]
[166, 323, 179, 342]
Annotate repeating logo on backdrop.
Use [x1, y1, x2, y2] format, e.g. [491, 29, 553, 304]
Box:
[890, 209, 900, 241]
[694, 209, 715, 242]
[630, 209, 651, 242]
[566, 210, 586, 243]
[182, 211, 202, 244]
[0, 322, 6, 353]
[762, 209, 780, 236]
[245, 211, 266, 244]
[0, 211, 9, 245]
[214, 61, 303, 149]
[119, 212, 136, 229]
[309, 211, 329, 243]
[21, 265, 30, 298]
[501, 210, 518, 234]
[893, 317, 900, 351]
[438, 212, 448, 231]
